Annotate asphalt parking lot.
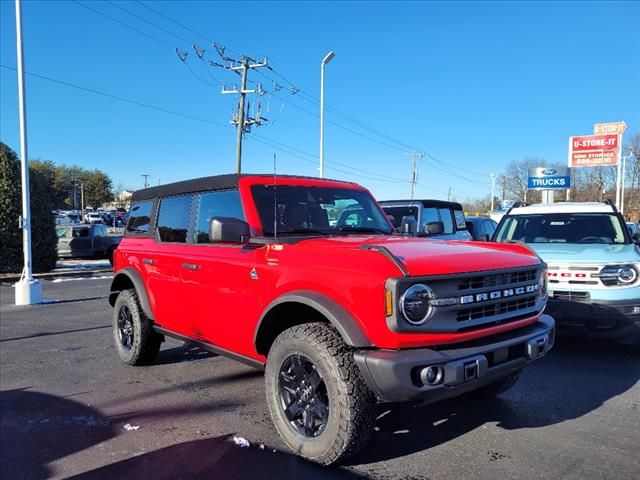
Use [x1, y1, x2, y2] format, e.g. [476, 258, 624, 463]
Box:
[1, 277, 639, 480]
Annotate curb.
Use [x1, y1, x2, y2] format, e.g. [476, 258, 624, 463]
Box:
[0, 268, 113, 284]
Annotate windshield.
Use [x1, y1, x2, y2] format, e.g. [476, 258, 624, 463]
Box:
[495, 213, 628, 244]
[381, 206, 419, 229]
[251, 185, 393, 236]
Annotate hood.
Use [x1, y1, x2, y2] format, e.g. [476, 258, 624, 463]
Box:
[526, 242, 640, 265]
[285, 235, 541, 276]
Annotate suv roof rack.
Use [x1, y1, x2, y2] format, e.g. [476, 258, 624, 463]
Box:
[602, 199, 619, 212]
[505, 201, 529, 215]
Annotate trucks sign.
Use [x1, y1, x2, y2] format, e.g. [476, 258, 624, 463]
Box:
[568, 134, 619, 167]
[528, 167, 571, 190]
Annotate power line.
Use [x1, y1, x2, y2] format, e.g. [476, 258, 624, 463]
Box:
[134, 0, 209, 42]
[71, 0, 173, 48]
[0, 64, 230, 128]
[104, 0, 191, 44]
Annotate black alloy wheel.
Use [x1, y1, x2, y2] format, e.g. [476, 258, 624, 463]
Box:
[117, 304, 134, 351]
[278, 354, 329, 438]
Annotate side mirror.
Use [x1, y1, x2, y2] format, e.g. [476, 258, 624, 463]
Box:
[425, 221, 445, 235]
[210, 217, 250, 243]
[482, 233, 491, 242]
[400, 216, 417, 236]
[633, 232, 640, 245]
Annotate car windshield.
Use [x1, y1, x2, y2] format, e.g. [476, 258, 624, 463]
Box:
[251, 185, 393, 236]
[495, 213, 628, 244]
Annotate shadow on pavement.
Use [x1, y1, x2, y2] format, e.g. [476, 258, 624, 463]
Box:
[0, 389, 119, 480]
[0, 325, 111, 343]
[153, 343, 218, 365]
[346, 339, 640, 465]
[67, 435, 370, 480]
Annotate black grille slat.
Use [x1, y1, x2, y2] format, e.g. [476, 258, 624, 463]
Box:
[552, 291, 589, 301]
[458, 269, 537, 291]
[456, 295, 537, 322]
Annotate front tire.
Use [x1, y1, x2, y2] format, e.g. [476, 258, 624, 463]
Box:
[113, 289, 162, 365]
[265, 323, 377, 465]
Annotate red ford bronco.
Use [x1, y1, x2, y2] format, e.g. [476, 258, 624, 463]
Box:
[109, 174, 554, 464]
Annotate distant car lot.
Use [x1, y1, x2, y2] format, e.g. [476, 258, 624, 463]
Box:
[1, 278, 638, 479]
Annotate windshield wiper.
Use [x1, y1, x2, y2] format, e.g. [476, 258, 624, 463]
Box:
[337, 226, 390, 235]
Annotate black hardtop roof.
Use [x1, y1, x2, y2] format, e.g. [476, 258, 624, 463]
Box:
[130, 174, 359, 202]
[378, 199, 464, 210]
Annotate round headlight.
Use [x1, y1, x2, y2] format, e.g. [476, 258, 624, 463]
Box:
[618, 266, 638, 285]
[400, 284, 435, 325]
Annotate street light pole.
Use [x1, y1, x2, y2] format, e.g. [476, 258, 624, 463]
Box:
[13, 0, 41, 305]
[319, 50, 335, 178]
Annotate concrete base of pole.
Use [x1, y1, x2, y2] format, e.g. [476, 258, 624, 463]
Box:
[14, 279, 41, 305]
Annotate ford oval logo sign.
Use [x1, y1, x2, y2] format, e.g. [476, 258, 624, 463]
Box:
[542, 168, 557, 176]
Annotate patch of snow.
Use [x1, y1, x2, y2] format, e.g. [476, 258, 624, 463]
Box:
[123, 423, 140, 431]
[51, 275, 113, 283]
[233, 436, 250, 448]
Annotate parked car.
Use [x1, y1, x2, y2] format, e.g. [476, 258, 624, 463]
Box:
[56, 223, 121, 264]
[85, 212, 104, 224]
[466, 216, 498, 241]
[379, 199, 472, 240]
[493, 201, 640, 350]
[109, 174, 554, 464]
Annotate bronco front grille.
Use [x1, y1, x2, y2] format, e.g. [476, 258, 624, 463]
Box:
[458, 269, 537, 291]
[456, 295, 537, 322]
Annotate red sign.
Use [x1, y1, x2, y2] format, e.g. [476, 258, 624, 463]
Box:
[571, 134, 618, 151]
[568, 134, 620, 167]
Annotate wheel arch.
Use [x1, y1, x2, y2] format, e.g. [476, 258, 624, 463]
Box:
[109, 268, 155, 321]
[254, 291, 372, 356]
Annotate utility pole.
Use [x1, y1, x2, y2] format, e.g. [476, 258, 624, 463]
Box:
[404, 151, 424, 200]
[141, 174, 150, 189]
[501, 176, 506, 202]
[447, 186, 452, 202]
[13, 0, 40, 305]
[80, 182, 84, 222]
[490, 173, 496, 212]
[221, 56, 268, 174]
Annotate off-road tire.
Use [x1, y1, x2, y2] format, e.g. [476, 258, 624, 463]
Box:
[469, 370, 522, 398]
[113, 289, 162, 365]
[265, 322, 377, 465]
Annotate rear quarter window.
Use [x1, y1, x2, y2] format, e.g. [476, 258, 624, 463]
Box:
[156, 195, 193, 243]
[126, 200, 154, 236]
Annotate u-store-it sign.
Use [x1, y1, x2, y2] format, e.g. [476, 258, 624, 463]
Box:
[568, 134, 620, 167]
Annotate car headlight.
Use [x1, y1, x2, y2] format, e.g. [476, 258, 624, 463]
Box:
[400, 284, 435, 325]
[598, 265, 639, 286]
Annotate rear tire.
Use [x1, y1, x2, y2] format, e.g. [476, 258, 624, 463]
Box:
[469, 371, 522, 398]
[113, 289, 162, 365]
[265, 323, 377, 465]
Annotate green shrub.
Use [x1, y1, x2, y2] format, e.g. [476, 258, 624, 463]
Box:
[0, 142, 57, 274]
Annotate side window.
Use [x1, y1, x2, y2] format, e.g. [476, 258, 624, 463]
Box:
[94, 225, 106, 237]
[194, 190, 244, 243]
[157, 195, 193, 243]
[56, 227, 71, 238]
[73, 227, 89, 238]
[127, 200, 154, 235]
[437, 208, 454, 234]
[485, 220, 497, 237]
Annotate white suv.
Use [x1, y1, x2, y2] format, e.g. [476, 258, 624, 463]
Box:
[494, 201, 640, 348]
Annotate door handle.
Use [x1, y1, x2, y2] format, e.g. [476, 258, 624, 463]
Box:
[142, 258, 156, 265]
[182, 263, 200, 270]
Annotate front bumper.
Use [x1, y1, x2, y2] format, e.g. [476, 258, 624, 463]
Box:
[354, 314, 554, 403]
[546, 297, 640, 344]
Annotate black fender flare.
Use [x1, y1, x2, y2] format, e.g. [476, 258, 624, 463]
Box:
[108, 268, 155, 321]
[255, 290, 373, 349]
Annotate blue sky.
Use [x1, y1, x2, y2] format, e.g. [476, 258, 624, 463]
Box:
[1, 0, 639, 201]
